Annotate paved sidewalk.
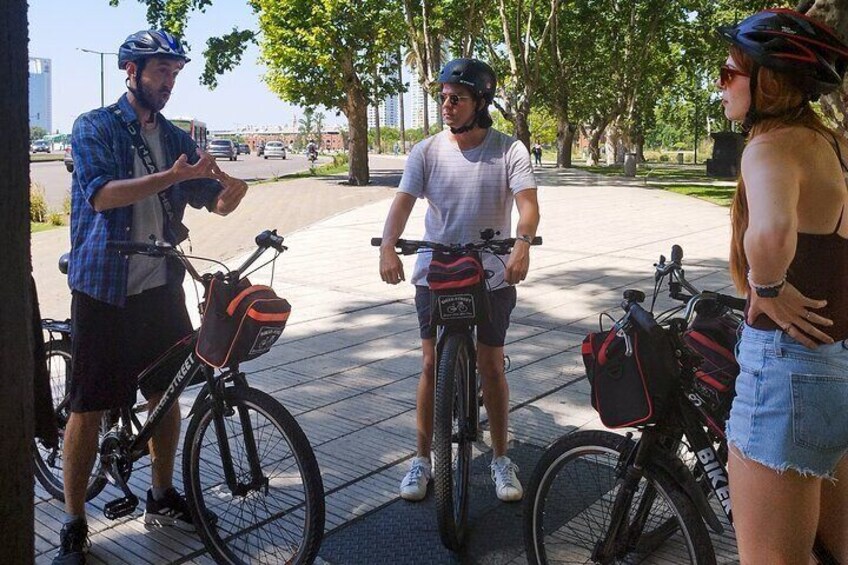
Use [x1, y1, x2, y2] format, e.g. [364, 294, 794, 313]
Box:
[34, 163, 740, 564]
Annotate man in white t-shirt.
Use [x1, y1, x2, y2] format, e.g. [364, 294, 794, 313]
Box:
[379, 58, 540, 503]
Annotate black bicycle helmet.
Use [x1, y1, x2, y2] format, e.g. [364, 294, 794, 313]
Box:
[118, 29, 190, 70]
[717, 9, 848, 97]
[437, 58, 497, 103]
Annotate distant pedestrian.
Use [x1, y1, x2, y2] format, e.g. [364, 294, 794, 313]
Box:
[532, 142, 543, 166]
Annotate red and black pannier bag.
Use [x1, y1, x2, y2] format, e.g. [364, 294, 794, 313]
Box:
[196, 277, 291, 368]
[582, 320, 680, 428]
[426, 251, 490, 325]
[684, 311, 740, 427]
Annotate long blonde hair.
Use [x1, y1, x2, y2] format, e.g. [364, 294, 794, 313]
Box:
[729, 46, 835, 292]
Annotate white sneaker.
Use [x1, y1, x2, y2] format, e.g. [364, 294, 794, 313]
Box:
[491, 455, 523, 502]
[400, 456, 431, 501]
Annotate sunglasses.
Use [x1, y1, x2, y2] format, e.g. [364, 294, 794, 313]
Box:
[719, 65, 749, 87]
[438, 93, 472, 106]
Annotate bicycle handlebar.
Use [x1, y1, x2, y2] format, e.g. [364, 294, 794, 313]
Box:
[106, 229, 287, 284]
[371, 235, 543, 255]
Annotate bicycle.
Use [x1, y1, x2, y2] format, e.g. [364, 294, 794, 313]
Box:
[33, 230, 325, 565]
[372, 229, 542, 551]
[523, 245, 839, 564]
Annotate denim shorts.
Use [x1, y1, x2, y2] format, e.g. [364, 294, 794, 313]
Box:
[726, 324, 848, 477]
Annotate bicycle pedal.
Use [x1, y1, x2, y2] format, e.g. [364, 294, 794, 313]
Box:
[103, 494, 139, 520]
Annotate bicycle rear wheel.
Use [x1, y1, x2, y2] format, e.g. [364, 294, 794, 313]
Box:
[433, 332, 474, 551]
[524, 430, 715, 564]
[32, 338, 108, 502]
[183, 385, 324, 565]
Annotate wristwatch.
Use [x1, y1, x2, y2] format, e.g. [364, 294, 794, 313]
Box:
[516, 234, 534, 246]
[753, 281, 784, 298]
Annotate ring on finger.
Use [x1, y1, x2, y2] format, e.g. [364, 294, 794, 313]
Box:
[804, 310, 812, 320]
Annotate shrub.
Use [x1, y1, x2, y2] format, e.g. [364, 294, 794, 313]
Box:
[48, 212, 65, 226]
[659, 154, 670, 162]
[63, 190, 72, 216]
[31, 183, 48, 223]
[332, 153, 349, 167]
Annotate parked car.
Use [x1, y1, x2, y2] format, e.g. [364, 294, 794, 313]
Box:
[263, 141, 287, 160]
[31, 140, 51, 153]
[208, 139, 237, 161]
[238, 143, 250, 155]
[63, 145, 74, 173]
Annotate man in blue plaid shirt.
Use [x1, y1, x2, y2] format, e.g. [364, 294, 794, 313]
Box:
[55, 30, 248, 565]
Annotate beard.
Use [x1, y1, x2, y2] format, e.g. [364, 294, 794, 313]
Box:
[136, 81, 170, 113]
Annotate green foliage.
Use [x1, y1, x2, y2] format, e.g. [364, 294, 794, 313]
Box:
[201, 29, 257, 88]
[30, 125, 47, 141]
[30, 183, 48, 223]
[48, 212, 66, 226]
[63, 190, 72, 216]
[252, 0, 404, 111]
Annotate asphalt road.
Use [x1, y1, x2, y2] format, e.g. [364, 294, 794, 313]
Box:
[30, 152, 331, 210]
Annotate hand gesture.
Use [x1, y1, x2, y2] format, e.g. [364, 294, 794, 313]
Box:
[210, 161, 248, 214]
[747, 282, 833, 348]
[169, 149, 218, 182]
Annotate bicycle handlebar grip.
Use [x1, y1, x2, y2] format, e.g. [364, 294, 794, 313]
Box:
[256, 229, 285, 251]
[627, 302, 661, 332]
[718, 293, 747, 312]
[371, 238, 382, 247]
[532, 236, 542, 245]
[671, 244, 683, 263]
[106, 241, 156, 255]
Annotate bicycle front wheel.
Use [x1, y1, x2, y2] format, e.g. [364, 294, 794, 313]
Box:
[524, 430, 715, 565]
[183, 386, 325, 565]
[32, 338, 108, 502]
[433, 332, 474, 551]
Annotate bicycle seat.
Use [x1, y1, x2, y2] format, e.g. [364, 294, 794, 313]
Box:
[58, 253, 70, 275]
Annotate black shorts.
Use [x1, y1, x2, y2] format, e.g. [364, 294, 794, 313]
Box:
[69, 285, 193, 413]
[415, 285, 517, 347]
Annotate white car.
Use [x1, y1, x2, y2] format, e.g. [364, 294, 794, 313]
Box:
[264, 141, 287, 159]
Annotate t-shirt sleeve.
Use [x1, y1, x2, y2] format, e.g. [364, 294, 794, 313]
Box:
[398, 141, 427, 198]
[506, 139, 537, 194]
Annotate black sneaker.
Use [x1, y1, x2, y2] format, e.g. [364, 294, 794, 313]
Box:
[144, 487, 217, 532]
[52, 518, 89, 565]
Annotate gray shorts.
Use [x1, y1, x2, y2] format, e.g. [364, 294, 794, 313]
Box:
[414, 285, 516, 347]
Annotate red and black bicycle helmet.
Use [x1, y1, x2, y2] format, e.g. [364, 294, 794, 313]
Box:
[717, 9, 848, 97]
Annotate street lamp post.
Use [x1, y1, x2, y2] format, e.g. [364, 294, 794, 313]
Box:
[78, 48, 118, 107]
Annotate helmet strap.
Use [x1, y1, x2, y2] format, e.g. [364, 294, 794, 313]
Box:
[449, 98, 486, 135]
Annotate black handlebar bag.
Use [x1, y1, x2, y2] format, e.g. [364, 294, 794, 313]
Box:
[196, 277, 291, 368]
[582, 322, 679, 428]
[427, 251, 490, 326]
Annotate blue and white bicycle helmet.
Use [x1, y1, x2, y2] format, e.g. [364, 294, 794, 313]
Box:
[118, 29, 190, 70]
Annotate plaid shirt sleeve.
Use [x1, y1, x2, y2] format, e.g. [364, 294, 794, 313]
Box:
[72, 113, 120, 206]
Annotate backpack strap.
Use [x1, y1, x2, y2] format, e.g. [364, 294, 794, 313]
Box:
[108, 104, 190, 243]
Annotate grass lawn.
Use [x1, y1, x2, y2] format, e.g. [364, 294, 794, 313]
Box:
[31, 222, 61, 233]
[660, 183, 736, 207]
[30, 153, 64, 163]
[572, 161, 738, 207]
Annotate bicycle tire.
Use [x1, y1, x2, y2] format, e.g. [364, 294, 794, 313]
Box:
[183, 386, 325, 565]
[433, 333, 474, 551]
[32, 338, 108, 502]
[524, 429, 715, 565]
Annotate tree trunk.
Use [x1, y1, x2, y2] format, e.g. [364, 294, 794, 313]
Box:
[345, 88, 370, 185]
[398, 49, 406, 153]
[422, 86, 430, 137]
[554, 111, 576, 168]
[801, 1, 848, 137]
[563, 123, 577, 168]
[513, 102, 532, 151]
[1, 1, 36, 561]
[373, 103, 381, 154]
[587, 125, 605, 166]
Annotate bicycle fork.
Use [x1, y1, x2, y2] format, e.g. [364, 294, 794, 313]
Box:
[209, 371, 267, 497]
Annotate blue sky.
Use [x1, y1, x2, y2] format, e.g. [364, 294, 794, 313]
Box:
[28, 0, 338, 133]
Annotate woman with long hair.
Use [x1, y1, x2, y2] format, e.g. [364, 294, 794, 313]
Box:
[718, 9, 848, 562]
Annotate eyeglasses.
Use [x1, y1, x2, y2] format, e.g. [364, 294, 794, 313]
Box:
[438, 93, 472, 106]
[719, 65, 749, 87]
